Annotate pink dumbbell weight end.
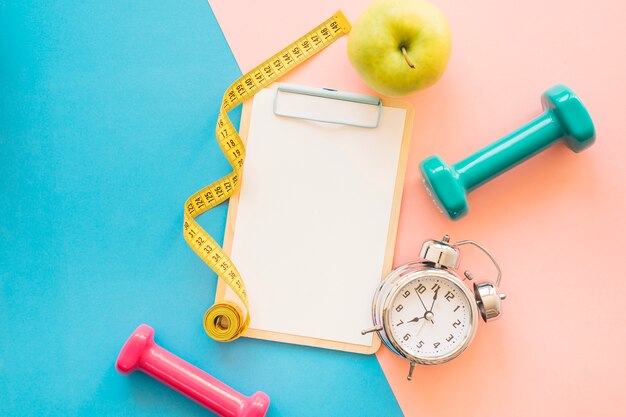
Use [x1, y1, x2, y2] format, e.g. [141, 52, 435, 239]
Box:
[116, 324, 270, 417]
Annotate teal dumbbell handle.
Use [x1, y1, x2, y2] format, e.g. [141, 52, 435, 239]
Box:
[420, 85, 595, 220]
[453, 111, 563, 191]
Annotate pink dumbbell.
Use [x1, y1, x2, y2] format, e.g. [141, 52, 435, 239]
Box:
[116, 324, 270, 417]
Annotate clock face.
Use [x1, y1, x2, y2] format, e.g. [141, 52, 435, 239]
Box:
[386, 274, 475, 363]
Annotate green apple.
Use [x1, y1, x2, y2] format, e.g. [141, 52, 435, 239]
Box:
[347, 0, 452, 97]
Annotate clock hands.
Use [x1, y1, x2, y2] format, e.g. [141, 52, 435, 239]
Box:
[409, 311, 434, 322]
[426, 286, 440, 324]
[424, 311, 434, 324]
[411, 285, 440, 325]
[429, 286, 440, 311]
[415, 290, 429, 313]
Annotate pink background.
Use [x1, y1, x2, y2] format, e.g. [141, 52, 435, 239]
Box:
[208, 1, 626, 415]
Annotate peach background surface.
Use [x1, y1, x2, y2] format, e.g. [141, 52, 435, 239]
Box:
[208, 0, 626, 415]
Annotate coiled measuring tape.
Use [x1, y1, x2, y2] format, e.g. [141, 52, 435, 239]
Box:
[183, 11, 351, 341]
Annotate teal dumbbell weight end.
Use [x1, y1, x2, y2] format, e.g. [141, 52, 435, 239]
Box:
[420, 84, 595, 220]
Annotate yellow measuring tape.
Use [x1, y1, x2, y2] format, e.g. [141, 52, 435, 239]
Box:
[183, 11, 351, 341]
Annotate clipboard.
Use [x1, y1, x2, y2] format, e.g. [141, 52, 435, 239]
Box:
[216, 83, 413, 354]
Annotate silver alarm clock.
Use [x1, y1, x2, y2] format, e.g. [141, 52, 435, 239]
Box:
[362, 235, 506, 380]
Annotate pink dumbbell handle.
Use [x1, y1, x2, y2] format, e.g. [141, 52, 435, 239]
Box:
[116, 324, 269, 417]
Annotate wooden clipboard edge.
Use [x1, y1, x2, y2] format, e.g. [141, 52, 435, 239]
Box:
[217, 94, 413, 355]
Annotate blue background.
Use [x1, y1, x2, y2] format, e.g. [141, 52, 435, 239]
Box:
[0, 1, 402, 416]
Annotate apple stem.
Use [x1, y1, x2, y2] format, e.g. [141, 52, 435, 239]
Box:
[401, 46, 415, 69]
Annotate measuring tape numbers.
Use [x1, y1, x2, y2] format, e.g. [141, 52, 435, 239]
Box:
[183, 11, 351, 341]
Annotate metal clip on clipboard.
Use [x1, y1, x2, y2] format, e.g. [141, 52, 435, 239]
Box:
[273, 83, 382, 129]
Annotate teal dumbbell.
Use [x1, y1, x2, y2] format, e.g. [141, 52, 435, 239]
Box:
[420, 84, 595, 220]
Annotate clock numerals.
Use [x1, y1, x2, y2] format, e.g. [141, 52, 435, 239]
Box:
[391, 277, 472, 358]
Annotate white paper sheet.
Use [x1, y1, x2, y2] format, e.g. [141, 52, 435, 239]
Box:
[225, 86, 407, 346]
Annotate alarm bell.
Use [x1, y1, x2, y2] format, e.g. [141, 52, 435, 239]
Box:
[474, 281, 506, 322]
[419, 235, 460, 269]
[452, 238, 506, 322]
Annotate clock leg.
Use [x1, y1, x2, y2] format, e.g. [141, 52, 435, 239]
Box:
[407, 362, 417, 381]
